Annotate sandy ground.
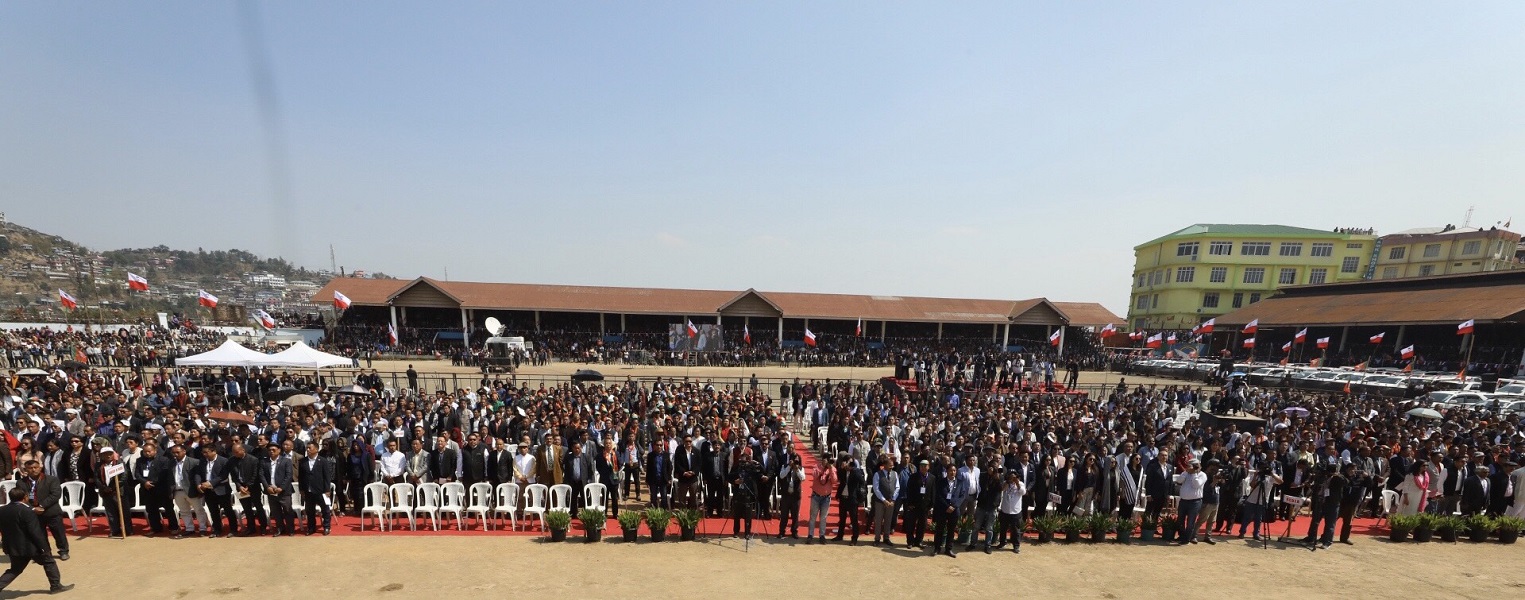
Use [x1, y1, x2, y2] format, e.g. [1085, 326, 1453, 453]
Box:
[36, 533, 1525, 599]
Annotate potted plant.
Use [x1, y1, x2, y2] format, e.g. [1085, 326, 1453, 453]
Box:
[545, 510, 572, 542]
[956, 513, 976, 546]
[579, 508, 607, 543]
[617, 510, 643, 542]
[1138, 514, 1158, 542]
[1465, 514, 1493, 543]
[1032, 514, 1063, 544]
[1386, 514, 1415, 542]
[675, 508, 703, 541]
[1436, 515, 1464, 543]
[645, 508, 673, 542]
[1061, 515, 1085, 543]
[1086, 513, 1113, 543]
[1411, 513, 1435, 543]
[1160, 515, 1180, 543]
[1494, 516, 1524, 544]
[1115, 517, 1138, 545]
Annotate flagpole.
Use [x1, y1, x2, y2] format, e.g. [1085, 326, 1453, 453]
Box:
[1463, 331, 1476, 380]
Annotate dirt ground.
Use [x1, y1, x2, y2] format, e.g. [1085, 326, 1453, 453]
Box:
[38, 533, 1525, 599]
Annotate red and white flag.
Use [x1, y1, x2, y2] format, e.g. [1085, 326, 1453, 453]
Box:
[58, 289, 78, 310]
[388, 323, 399, 345]
[1400, 344, 1415, 359]
[1282, 341, 1292, 353]
[686, 319, 698, 338]
[197, 290, 218, 308]
[1166, 333, 1177, 344]
[1457, 319, 1474, 336]
[1145, 333, 1163, 349]
[1049, 329, 1062, 347]
[1243, 337, 1256, 348]
[1316, 337, 1330, 349]
[1241, 319, 1258, 335]
[254, 309, 277, 329]
[127, 273, 149, 291]
[855, 318, 862, 337]
[333, 291, 352, 311]
[1294, 328, 1307, 344]
[1199, 318, 1215, 334]
[743, 324, 751, 344]
[1100, 323, 1116, 337]
[803, 328, 817, 347]
[1368, 332, 1384, 344]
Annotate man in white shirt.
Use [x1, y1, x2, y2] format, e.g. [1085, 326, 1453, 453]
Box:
[995, 470, 1028, 553]
[378, 439, 406, 484]
[1172, 458, 1208, 545]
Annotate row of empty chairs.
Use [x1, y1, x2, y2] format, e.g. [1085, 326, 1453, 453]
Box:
[359, 482, 609, 532]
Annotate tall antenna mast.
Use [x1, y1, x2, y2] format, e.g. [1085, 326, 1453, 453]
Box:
[329, 244, 337, 273]
[1463, 206, 1475, 228]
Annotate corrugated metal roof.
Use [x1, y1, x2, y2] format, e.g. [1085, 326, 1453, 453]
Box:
[1137, 223, 1363, 248]
[1051, 302, 1124, 327]
[1213, 270, 1525, 326]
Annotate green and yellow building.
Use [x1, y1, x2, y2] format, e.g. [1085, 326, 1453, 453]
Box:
[1127, 224, 1378, 330]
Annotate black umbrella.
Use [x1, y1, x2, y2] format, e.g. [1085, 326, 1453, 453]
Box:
[571, 369, 605, 383]
[262, 388, 304, 403]
[57, 361, 89, 371]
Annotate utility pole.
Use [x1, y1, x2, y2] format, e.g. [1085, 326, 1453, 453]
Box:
[329, 244, 337, 274]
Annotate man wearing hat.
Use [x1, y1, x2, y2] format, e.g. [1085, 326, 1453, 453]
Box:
[93, 447, 126, 538]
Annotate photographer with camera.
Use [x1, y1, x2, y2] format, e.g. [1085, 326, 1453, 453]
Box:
[1236, 454, 1281, 541]
[1301, 462, 1347, 550]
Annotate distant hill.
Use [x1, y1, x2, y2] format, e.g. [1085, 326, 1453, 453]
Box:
[0, 217, 388, 323]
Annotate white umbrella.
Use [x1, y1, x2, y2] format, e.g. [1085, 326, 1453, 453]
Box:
[1406, 407, 1443, 420]
[16, 368, 48, 377]
[334, 384, 371, 395]
[283, 394, 320, 407]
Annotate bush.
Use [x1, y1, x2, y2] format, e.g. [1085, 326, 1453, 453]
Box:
[1115, 517, 1139, 535]
[1464, 514, 1494, 533]
[645, 508, 673, 531]
[1493, 516, 1525, 534]
[1160, 515, 1180, 531]
[1060, 515, 1085, 535]
[1387, 514, 1418, 534]
[1032, 514, 1065, 535]
[579, 508, 606, 531]
[674, 508, 703, 530]
[1435, 515, 1464, 534]
[545, 510, 573, 531]
[1086, 513, 1114, 535]
[617, 510, 644, 531]
[1413, 513, 1437, 531]
[1140, 514, 1160, 532]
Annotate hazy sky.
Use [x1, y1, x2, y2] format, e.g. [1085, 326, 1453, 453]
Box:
[3, 2, 1522, 315]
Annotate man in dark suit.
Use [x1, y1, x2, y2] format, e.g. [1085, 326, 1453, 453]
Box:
[1143, 452, 1174, 523]
[930, 463, 969, 557]
[644, 440, 672, 509]
[564, 442, 596, 510]
[903, 459, 932, 549]
[262, 443, 296, 536]
[0, 487, 71, 593]
[430, 436, 459, 483]
[199, 445, 236, 537]
[297, 443, 334, 535]
[673, 436, 701, 510]
[776, 453, 804, 538]
[1461, 466, 1493, 516]
[226, 443, 267, 535]
[20, 460, 69, 560]
[460, 434, 490, 489]
[756, 439, 779, 519]
[834, 458, 867, 545]
[489, 439, 514, 488]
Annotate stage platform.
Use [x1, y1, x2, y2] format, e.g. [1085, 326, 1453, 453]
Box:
[1200, 411, 1268, 433]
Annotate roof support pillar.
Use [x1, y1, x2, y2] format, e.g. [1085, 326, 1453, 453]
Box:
[1002, 323, 1010, 348]
[460, 308, 469, 348]
[534, 310, 540, 332]
[1393, 324, 1405, 350]
[777, 317, 783, 347]
[880, 320, 886, 342]
[390, 305, 398, 339]
[1337, 326, 1348, 352]
[937, 322, 943, 340]
[600, 313, 606, 336]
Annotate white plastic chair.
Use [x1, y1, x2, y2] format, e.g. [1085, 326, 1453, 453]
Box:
[523, 483, 548, 531]
[494, 482, 520, 530]
[439, 482, 466, 530]
[549, 483, 573, 514]
[0, 480, 16, 501]
[583, 483, 607, 512]
[1379, 489, 1400, 524]
[130, 487, 148, 517]
[388, 482, 417, 531]
[59, 481, 87, 531]
[292, 487, 306, 513]
[414, 482, 442, 530]
[88, 495, 108, 530]
[361, 482, 389, 531]
[467, 483, 494, 530]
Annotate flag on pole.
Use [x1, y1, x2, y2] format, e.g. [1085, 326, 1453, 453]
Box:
[197, 290, 218, 308]
[1309, 358, 1321, 367]
[1368, 332, 1384, 344]
[803, 328, 817, 347]
[387, 323, 398, 345]
[58, 289, 78, 310]
[1457, 319, 1474, 336]
[1400, 344, 1415, 359]
[1354, 361, 1368, 372]
[1199, 318, 1215, 333]
[1342, 380, 1352, 394]
[254, 309, 277, 329]
[1145, 333, 1163, 349]
[1049, 329, 1062, 347]
[1241, 319, 1258, 334]
[1281, 341, 1292, 353]
[75, 347, 87, 364]
[1294, 328, 1307, 344]
[1402, 360, 1413, 373]
[1100, 323, 1116, 337]
[743, 324, 751, 344]
[1316, 337, 1330, 349]
[333, 291, 352, 311]
[127, 273, 149, 291]
[1166, 333, 1177, 344]
[686, 319, 698, 338]
[1242, 337, 1256, 348]
[855, 318, 862, 337]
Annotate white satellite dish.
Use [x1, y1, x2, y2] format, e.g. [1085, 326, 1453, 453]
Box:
[484, 316, 505, 336]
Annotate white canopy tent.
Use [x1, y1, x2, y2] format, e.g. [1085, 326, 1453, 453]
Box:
[263, 342, 353, 369]
[174, 340, 272, 367]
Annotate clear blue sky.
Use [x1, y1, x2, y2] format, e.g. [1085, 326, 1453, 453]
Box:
[3, 2, 1523, 316]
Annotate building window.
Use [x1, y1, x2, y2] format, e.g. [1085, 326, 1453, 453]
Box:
[1136, 296, 1148, 309]
[1311, 243, 1334, 257]
[1232, 293, 1244, 308]
[1419, 265, 1435, 276]
[1176, 242, 1199, 257]
[1136, 274, 1146, 288]
[1422, 244, 1441, 258]
[1241, 242, 1271, 256]
[1389, 247, 1406, 260]
[1209, 267, 1227, 283]
[1461, 240, 1481, 255]
[1278, 268, 1297, 285]
[1279, 242, 1303, 257]
[1346, 242, 1364, 249]
[1309, 268, 1328, 284]
[1202, 292, 1220, 308]
[1382, 266, 1398, 279]
[1341, 257, 1359, 273]
[1176, 266, 1195, 283]
[1208, 241, 1232, 255]
[1243, 267, 1266, 284]
[1249, 293, 1261, 303]
[1151, 270, 1163, 286]
[1151, 294, 1159, 309]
